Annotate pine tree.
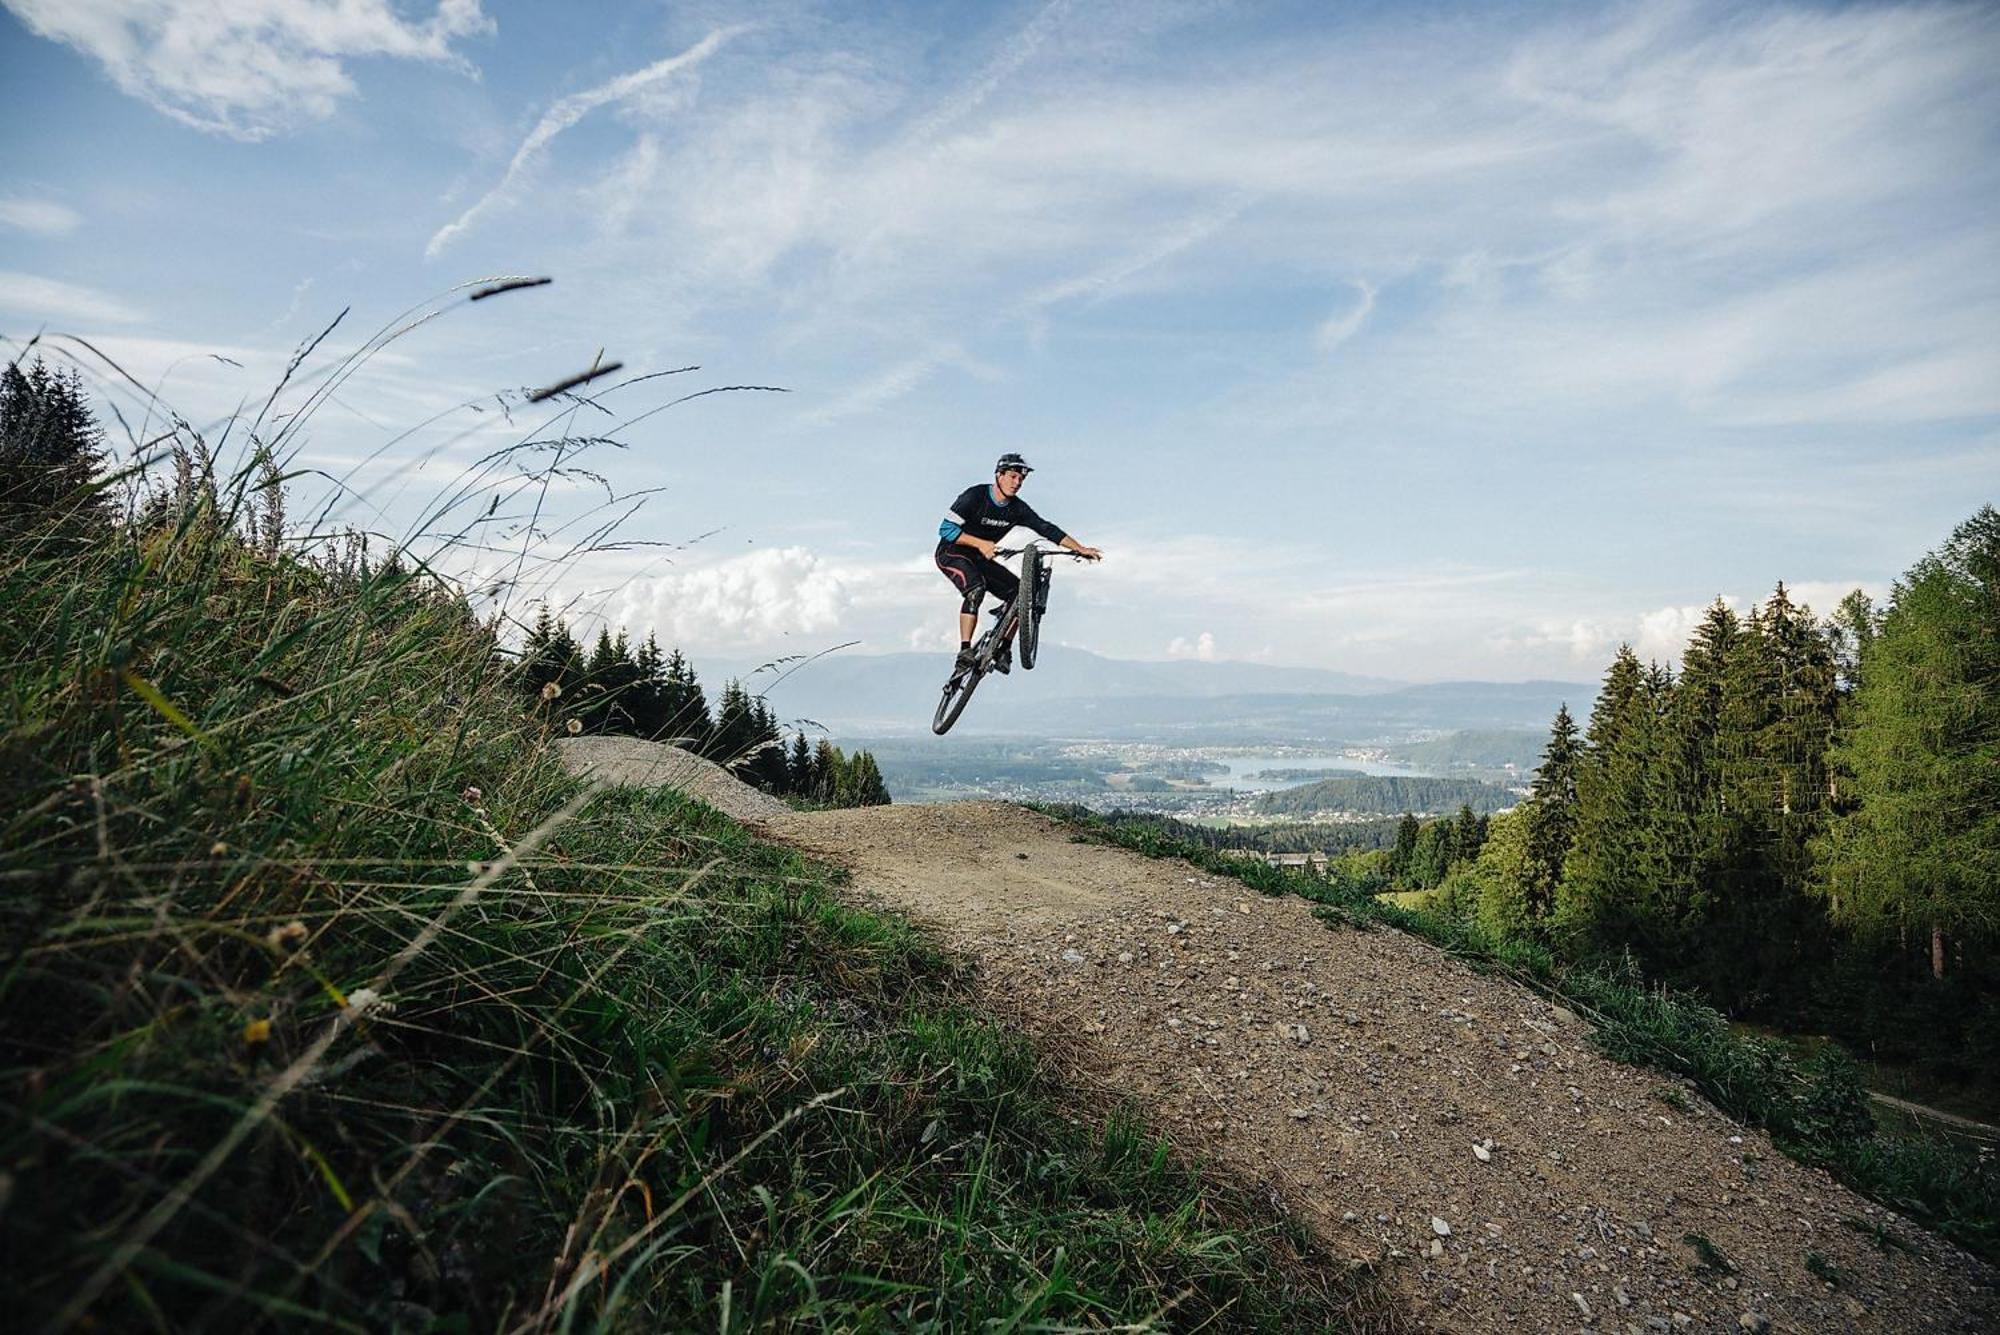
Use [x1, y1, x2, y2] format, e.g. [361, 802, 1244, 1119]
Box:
[581, 629, 621, 734]
[1449, 803, 1486, 869]
[787, 732, 813, 795]
[1520, 703, 1581, 919]
[1642, 600, 1739, 949]
[851, 751, 892, 806]
[0, 358, 109, 521]
[1558, 647, 1662, 957]
[1389, 813, 1419, 882]
[631, 634, 667, 739]
[811, 739, 839, 803]
[708, 680, 751, 768]
[1407, 820, 1451, 889]
[661, 650, 711, 745]
[521, 607, 584, 721]
[747, 697, 789, 792]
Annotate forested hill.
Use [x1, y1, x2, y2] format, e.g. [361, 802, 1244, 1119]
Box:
[1256, 772, 1519, 816]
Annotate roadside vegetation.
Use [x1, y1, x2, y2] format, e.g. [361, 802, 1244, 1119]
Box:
[1047, 796, 2000, 1263]
[0, 333, 1399, 1330]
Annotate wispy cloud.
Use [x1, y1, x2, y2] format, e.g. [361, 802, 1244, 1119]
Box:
[0, 196, 81, 235]
[805, 340, 974, 424]
[3, 0, 492, 139]
[1315, 280, 1376, 352]
[0, 271, 147, 324]
[901, 0, 1073, 147]
[425, 27, 745, 258]
[1023, 192, 1250, 313]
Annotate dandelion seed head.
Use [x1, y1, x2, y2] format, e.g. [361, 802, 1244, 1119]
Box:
[540, 681, 562, 701]
[566, 718, 582, 735]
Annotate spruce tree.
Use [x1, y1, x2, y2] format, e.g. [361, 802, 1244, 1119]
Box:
[787, 732, 813, 795]
[1642, 600, 1739, 954]
[1449, 803, 1485, 870]
[1389, 813, 1419, 883]
[1521, 703, 1580, 919]
[1558, 647, 1660, 957]
[852, 751, 892, 806]
[632, 634, 667, 739]
[810, 739, 839, 803]
[0, 358, 109, 521]
[661, 650, 711, 745]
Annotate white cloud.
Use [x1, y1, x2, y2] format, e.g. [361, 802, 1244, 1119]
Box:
[1633, 600, 1733, 667]
[1166, 630, 1217, 661]
[605, 545, 853, 648]
[0, 197, 82, 235]
[425, 27, 744, 258]
[1510, 2, 1991, 242]
[3, 0, 493, 140]
[0, 271, 147, 324]
[1315, 279, 1376, 353]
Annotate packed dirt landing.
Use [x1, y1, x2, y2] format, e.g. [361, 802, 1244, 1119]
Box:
[768, 802, 1998, 1335]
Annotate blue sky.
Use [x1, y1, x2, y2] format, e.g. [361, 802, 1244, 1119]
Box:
[3, 0, 1996, 681]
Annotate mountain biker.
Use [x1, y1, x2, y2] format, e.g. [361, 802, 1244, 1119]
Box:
[936, 452, 1101, 675]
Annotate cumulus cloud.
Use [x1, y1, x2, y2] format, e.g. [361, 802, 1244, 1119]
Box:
[425, 27, 743, 258]
[605, 545, 852, 648]
[0, 197, 81, 235]
[3, 0, 493, 139]
[1167, 631, 1217, 661]
[1632, 600, 1734, 666]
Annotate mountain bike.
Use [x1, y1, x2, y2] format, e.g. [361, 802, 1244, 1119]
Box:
[931, 544, 1089, 735]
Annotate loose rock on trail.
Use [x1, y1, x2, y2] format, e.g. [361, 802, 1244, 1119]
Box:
[766, 801, 1998, 1335]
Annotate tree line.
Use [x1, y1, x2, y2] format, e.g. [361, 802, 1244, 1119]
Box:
[1413, 508, 1999, 1091]
[520, 609, 890, 807]
[1257, 772, 1515, 817]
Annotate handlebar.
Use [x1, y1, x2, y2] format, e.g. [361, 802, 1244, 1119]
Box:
[993, 544, 1098, 560]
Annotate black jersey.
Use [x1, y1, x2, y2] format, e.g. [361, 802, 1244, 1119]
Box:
[937, 484, 1067, 550]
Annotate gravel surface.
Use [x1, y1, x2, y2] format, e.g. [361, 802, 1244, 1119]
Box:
[555, 736, 792, 824]
[769, 800, 2000, 1335]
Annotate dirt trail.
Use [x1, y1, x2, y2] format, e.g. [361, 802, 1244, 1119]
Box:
[767, 801, 1998, 1335]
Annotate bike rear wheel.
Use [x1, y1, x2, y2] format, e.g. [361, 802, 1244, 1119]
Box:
[932, 659, 983, 734]
[1016, 547, 1044, 670]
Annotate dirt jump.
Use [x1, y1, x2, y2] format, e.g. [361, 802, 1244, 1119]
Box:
[568, 745, 1998, 1332]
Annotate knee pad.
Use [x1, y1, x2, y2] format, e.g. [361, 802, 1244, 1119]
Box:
[960, 583, 987, 615]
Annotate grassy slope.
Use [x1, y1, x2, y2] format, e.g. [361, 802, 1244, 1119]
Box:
[1044, 806, 2000, 1265]
[0, 515, 1399, 1331]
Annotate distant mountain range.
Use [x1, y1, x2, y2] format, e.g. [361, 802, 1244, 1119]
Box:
[702, 647, 1593, 745]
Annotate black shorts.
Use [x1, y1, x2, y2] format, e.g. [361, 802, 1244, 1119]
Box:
[935, 543, 1018, 614]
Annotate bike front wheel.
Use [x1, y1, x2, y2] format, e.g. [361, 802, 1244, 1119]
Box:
[1016, 547, 1044, 670]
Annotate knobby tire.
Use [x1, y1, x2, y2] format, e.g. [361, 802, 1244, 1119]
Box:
[1017, 547, 1043, 670]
